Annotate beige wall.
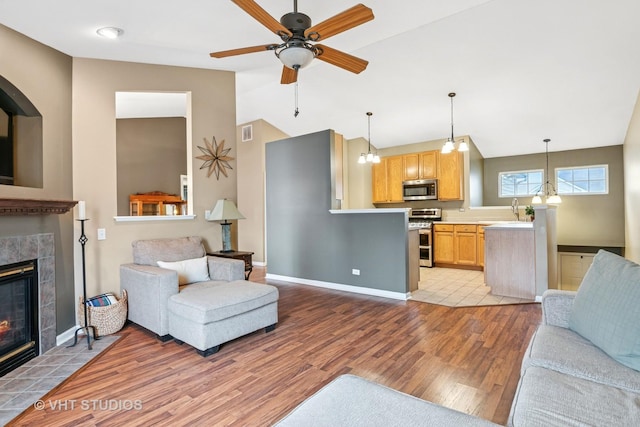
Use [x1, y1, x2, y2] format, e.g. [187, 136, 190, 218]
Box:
[236, 119, 288, 264]
[346, 137, 374, 209]
[73, 58, 236, 297]
[0, 24, 76, 332]
[624, 91, 640, 262]
[483, 146, 625, 247]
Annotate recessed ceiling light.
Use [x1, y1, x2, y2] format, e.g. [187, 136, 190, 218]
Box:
[96, 27, 124, 39]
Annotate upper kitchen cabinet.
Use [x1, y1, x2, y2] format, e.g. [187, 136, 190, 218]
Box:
[437, 151, 463, 200]
[403, 151, 438, 181]
[372, 155, 404, 203]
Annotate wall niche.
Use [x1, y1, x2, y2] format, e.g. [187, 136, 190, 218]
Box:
[0, 75, 43, 188]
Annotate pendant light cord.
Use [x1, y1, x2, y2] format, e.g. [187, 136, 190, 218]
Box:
[450, 94, 455, 142]
[367, 112, 372, 153]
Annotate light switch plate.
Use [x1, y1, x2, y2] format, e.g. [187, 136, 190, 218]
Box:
[97, 228, 106, 240]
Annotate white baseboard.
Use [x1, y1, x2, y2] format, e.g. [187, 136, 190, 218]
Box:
[253, 261, 266, 267]
[56, 325, 81, 346]
[535, 295, 542, 303]
[266, 274, 409, 301]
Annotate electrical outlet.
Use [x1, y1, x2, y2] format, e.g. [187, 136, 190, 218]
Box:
[352, 269, 360, 276]
[205, 210, 211, 219]
[97, 228, 106, 240]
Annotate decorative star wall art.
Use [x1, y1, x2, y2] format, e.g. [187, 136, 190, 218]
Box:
[196, 136, 234, 180]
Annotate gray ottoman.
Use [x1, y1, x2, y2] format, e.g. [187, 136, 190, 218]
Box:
[167, 280, 278, 356]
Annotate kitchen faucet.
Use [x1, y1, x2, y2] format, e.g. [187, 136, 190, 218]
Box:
[511, 198, 520, 221]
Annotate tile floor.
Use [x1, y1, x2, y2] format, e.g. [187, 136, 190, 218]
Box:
[0, 335, 119, 426]
[411, 267, 536, 307]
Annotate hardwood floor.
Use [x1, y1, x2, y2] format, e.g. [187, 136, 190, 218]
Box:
[11, 267, 541, 426]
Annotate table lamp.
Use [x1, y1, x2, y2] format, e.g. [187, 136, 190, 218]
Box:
[206, 199, 245, 252]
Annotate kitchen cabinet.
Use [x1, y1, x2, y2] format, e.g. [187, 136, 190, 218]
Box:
[437, 151, 463, 200]
[372, 155, 404, 203]
[477, 226, 486, 268]
[403, 151, 438, 181]
[434, 223, 482, 269]
[433, 224, 454, 264]
[454, 224, 477, 265]
[558, 252, 594, 291]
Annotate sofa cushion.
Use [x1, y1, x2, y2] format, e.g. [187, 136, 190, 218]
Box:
[157, 255, 210, 285]
[522, 325, 640, 393]
[132, 236, 205, 266]
[509, 366, 640, 427]
[568, 250, 640, 371]
[168, 281, 279, 324]
[275, 374, 500, 427]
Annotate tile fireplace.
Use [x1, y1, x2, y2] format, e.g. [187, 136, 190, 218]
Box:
[0, 260, 39, 376]
[0, 234, 56, 377]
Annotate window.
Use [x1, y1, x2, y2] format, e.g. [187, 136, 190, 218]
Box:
[499, 170, 543, 198]
[556, 165, 608, 195]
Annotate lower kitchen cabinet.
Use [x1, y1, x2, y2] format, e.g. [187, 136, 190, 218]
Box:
[434, 224, 454, 264]
[454, 224, 477, 265]
[434, 223, 480, 268]
[477, 226, 486, 268]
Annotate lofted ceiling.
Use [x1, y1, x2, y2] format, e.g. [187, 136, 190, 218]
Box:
[1, 0, 639, 158]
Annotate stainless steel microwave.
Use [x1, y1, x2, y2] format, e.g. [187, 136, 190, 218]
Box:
[403, 179, 438, 201]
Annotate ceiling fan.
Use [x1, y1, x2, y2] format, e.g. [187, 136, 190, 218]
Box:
[210, 0, 374, 84]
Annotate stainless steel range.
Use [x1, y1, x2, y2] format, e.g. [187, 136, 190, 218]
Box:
[408, 208, 442, 267]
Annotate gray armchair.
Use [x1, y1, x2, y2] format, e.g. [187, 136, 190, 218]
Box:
[120, 236, 244, 339]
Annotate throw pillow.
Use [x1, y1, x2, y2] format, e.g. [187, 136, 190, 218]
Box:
[569, 250, 640, 371]
[157, 255, 210, 285]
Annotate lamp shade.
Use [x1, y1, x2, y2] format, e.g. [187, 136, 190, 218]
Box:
[207, 199, 245, 222]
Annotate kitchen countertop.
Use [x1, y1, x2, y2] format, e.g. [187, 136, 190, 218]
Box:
[484, 222, 533, 229]
[437, 220, 532, 226]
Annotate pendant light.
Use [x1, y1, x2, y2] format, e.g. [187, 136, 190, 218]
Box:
[358, 112, 380, 164]
[532, 138, 562, 205]
[441, 92, 468, 154]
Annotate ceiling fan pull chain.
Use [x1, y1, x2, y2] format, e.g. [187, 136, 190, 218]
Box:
[294, 80, 300, 117]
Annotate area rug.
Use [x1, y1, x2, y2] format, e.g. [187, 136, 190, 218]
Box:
[0, 334, 120, 426]
[411, 267, 537, 307]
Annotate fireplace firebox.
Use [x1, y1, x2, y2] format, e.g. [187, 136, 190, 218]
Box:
[0, 259, 39, 377]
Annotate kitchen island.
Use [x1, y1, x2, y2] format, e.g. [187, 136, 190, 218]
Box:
[484, 222, 535, 299]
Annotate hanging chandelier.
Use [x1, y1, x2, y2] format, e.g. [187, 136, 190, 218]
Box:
[441, 92, 469, 154]
[532, 138, 562, 204]
[358, 112, 380, 164]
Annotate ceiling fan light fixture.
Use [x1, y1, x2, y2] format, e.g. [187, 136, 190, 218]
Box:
[278, 46, 315, 69]
[96, 26, 124, 39]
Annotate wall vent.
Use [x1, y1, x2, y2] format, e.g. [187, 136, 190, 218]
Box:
[241, 124, 253, 142]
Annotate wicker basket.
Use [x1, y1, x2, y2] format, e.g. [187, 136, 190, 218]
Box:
[77, 289, 128, 336]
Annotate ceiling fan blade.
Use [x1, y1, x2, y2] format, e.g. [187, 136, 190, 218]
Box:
[232, 0, 292, 36]
[304, 4, 374, 41]
[281, 66, 298, 84]
[210, 44, 276, 58]
[315, 44, 368, 74]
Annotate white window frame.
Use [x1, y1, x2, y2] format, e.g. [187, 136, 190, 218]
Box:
[556, 164, 609, 196]
[498, 169, 544, 198]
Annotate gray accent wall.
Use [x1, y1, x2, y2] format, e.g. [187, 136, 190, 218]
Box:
[266, 130, 410, 294]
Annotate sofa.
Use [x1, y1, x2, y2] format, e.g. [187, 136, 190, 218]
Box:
[120, 236, 278, 356]
[276, 250, 640, 426]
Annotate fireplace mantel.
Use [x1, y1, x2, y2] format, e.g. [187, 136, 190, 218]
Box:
[0, 198, 77, 216]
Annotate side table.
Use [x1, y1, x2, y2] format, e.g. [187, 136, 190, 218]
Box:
[208, 250, 254, 280]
